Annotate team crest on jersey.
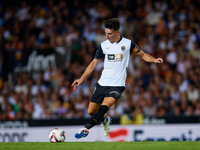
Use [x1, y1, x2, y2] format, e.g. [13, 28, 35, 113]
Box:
[121, 46, 125, 51]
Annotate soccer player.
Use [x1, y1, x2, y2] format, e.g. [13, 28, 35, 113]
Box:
[71, 18, 164, 139]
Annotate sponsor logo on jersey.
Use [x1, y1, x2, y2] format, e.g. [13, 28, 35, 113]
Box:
[108, 54, 123, 61]
[121, 46, 125, 51]
[106, 47, 110, 50]
[108, 54, 115, 60]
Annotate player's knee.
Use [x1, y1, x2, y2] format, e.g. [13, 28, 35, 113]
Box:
[87, 110, 94, 116]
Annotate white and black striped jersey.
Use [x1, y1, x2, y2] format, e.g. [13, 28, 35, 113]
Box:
[95, 37, 141, 87]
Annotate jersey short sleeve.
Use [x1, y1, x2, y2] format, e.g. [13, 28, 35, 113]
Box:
[94, 45, 104, 59]
[130, 41, 141, 54]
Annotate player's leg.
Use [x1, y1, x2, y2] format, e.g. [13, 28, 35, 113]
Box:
[101, 97, 116, 107]
[87, 101, 101, 116]
[75, 92, 123, 138]
[99, 97, 115, 136]
[84, 97, 115, 130]
[99, 87, 125, 136]
[75, 84, 125, 139]
[87, 101, 108, 123]
[75, 83, 105, 139]
[75, 101, 107, 139]
[75, 98, 115, 139]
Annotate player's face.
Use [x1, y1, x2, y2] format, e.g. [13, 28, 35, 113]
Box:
[105, 28, 119, 43]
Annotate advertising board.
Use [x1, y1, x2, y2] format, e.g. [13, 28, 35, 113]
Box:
[0, 124, 200, 142]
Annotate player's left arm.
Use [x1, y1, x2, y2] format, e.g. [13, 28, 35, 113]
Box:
[131, 42, 164, 64]
[136, 50, 164, 64]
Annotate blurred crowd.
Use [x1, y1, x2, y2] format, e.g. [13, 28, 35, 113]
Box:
[0, 0, 200, 121]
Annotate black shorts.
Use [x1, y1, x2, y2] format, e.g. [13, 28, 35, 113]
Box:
[90, 83, 125, 103]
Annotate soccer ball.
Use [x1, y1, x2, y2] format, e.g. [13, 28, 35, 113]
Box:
[49, 128, 65, 143]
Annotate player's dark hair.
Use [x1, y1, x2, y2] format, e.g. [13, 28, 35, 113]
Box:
[105, 18, 120, 31]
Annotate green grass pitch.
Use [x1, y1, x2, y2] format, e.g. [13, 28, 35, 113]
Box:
[0, 141, 199, 150]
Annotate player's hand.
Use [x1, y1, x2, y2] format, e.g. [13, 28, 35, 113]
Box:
[154, 58, 164, 65]
[71, 78, 83, 90]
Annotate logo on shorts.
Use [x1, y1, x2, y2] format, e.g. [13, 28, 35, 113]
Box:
[109, 91, 120, 96]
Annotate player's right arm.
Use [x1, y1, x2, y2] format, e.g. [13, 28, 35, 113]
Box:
[71, 58, 101, 89]
[72, 44, 104, 89]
